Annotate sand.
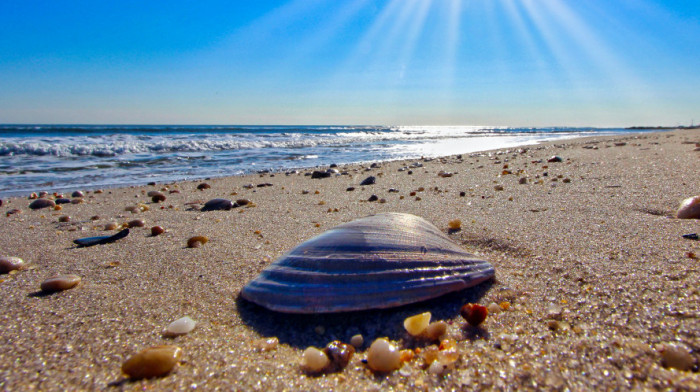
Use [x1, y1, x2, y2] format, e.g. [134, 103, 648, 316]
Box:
[0, 129, 698, 390]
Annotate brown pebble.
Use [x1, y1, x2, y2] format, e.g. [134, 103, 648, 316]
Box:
[197, 183, 211, 190]
[236, 199, 250, 206]
[152, 194, 166, 203]
[187, 236, 209, 248]
[0, 256, 26, 274]
[122, 345, 182, 379]
[71, 191, 84, 198]
[676, 196, 700, 219]
[29, 199, 55, 210]
[40, 274, 81, 292]
[128, 219, 145, 228]
[151, 226, 165, 236]
[105, 222, 118, 230]
[70, 198, 84, 204]
[460, 303, 488, 326]
[323, 341, 355, 371]
[58, 215, 70, 223]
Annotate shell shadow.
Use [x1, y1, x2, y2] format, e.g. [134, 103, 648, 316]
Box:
[235, 279, 494, 349]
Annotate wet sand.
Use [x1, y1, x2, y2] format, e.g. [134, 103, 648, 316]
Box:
[0, 129, 698, 390]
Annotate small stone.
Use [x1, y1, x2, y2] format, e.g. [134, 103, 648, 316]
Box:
[71, 191, 84, 198]
[368, 195, 379, 202]
[404, 312, 431, 336]
[311, 171, 331, 179]
[659, 343, 695, 371]
[58, 215, 70, 223]
[70, 198, 84, 204]
[147, 191, 161, 197]
[519, 177, 528, 184]
[40, 274, 81, 292]
[367, 338, 401, 372]
[152, 194, 166, 203]
[105, 222, 118, 230]
[187, 236, 208, 248]
[122, 345, 182, 379]
[548, 156, 563, 163]
[125, 206, 139, 213]
[460, 303, 488, 326]
[323, 341, 355, 371]
[151, 226, 165, 236]
[197, 183, 211, 190]
[676, 196, 700, 219]
[235, 198, 250, 206]
[253, 337, 279, 352]
[29, 199, 55, 210]
[448, 219, 461, 230]
[346, 187, 355, 192]
[0, 256, 26, 274]
[487, 302, 502, 314]
[425, 321, 447, 341]
[350, 334, 364, 348]
[360, 176, 376, 186]
[201, 198, 234, 211]
[55, 198, 71, 204]
[301, 347, 330, 373]
[547, 320, 561, 331]
[494, 185, 504, 191]
[428, 361, 447, 375]
[163, 316, 196, 337]
[128, 219, 145, 228]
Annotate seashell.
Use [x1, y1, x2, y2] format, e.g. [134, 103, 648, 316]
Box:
[29, 199, 55, 210]
[241, 213, 495, 313]
[676, 196, 700, 219]
[201, 199, 234, 211]
[74, 228, 129, 247]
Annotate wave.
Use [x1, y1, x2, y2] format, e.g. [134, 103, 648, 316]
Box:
[0, 126, 603, 157]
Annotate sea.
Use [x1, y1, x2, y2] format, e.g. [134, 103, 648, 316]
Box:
[0, 125, 658, 197]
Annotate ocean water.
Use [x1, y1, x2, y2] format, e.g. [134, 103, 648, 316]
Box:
[0, 125, 654, 197]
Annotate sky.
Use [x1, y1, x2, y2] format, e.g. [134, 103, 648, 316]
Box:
[0, 0, 698, 127]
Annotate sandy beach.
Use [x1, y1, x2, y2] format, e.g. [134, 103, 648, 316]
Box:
[0, 129, 698, 390]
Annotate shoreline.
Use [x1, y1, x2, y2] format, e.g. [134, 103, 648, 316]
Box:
[0, 129, 698, 390]
[0, 128, 671, 198]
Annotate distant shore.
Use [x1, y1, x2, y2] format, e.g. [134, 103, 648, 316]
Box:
[0, 128, 698, 390]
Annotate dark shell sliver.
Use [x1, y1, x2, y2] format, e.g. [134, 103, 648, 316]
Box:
[241, 213, 495, 313]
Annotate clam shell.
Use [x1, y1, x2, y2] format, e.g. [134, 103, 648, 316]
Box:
[241, 213, 494, 313]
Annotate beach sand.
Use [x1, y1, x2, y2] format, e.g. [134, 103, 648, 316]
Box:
[0, 129, 698, 390]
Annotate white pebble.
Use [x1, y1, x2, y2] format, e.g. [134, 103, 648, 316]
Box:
[301, 347, 330, 373]
[164, 316, 197, 337]
[403, 312, 431, 336]
[367, 338, 401, 372]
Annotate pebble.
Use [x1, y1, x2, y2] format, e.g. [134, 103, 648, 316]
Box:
[201, 198, 234, 211]
[253, 337, 279, 352]
[658, 343, 695, 371]
[460, 303, 488, 326]
[71, 191, 84, 198]
[360, 176, 376, 185]
[311, 171, 331, 179]
[301, 347, 330, 373]
[104, 222, 118, 230]
[448, 219, 462, 230]
[404, 312, 431, 336]
[122, 345, 183, 379]
[350, 334, 364, 348]
[548, 156, 563, 163]
[187, 236, 209, 248]
[125, 206, 140, 213]
[147, 191, 162, 197]
[128, 219, 145, 228]
[236, 198, 251, 206]
[151, 226, 165, 236]
[29, 199, 55, 210]
[676, 196, 700, 219]
[425, 321, 448, 341]
[323, 341, 355, 371]
[487, 302, 502, 314]
[0, 256, 26, 274]
[163, 316, 197, 337]
[197, 183, 211, 190]
[367, 338, 401, 372]
[368, 195, 379, 202]
[151, 194, 166, 203]
[58, 215, 70, 223]
[70, 198, 84, 204]
[55, 198, 71, 204]
[40, 274, 81, 293]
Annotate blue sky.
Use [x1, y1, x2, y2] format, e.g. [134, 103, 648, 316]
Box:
[1, 0, 698, 126]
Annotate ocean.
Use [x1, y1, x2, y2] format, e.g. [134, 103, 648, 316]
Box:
[0, 125, 655, 197]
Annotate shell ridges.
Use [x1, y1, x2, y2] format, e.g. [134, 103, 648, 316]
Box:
[241, 213, 495, 313]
